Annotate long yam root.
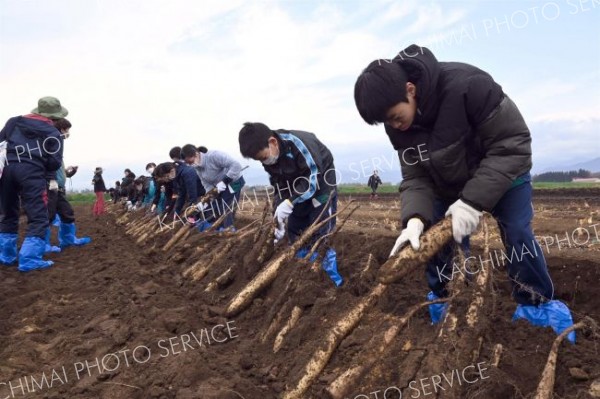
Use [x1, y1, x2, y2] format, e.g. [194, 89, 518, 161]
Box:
[282, 283, 387, 399]
[379, 217, 453, 284]
[225, 198, 353, 317]
[534, 320, 588, 399]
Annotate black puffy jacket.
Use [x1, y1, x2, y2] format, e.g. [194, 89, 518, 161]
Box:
[387, 45, 532, 227]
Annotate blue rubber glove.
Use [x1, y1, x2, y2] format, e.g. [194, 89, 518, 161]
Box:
[513, 300, 576, 343]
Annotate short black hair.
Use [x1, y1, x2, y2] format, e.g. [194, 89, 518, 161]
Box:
[154, 162, 175, 178]
[354, 60, 409, 125]
[181, 144, 198, 160]
[197, 146, 208, 154]
[145, 162, 156, 170]
[53, 118, 72, 131]
[238, 122, 273, 158]
[169, 146, 182, 161]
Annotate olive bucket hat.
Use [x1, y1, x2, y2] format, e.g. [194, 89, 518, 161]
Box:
[31, 96, 68, 119]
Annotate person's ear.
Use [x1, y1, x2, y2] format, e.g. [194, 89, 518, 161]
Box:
[406, 82, 416, 98]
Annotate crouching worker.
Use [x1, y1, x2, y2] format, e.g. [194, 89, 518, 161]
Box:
[47, 118, 90, 251]
[181, 144, 245, 231]
[238, 122, 343, 286]
[0, 96, 65, 272]
[152, 161, 205, 221]
[354, 44, 575, 341]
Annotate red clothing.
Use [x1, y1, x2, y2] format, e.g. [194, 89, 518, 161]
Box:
[93, 192, 105, 216]
[23, 114, 54, 125]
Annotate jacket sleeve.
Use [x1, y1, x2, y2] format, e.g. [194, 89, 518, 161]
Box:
[153, 184, 162, 205]
[286, 141, 319, 205]
[399, 154, 436, 228]
[174, 174, 186, 214]
[0, 117, 19, 142]
[43, 130, 64, 173]
[184, 168, 199, 203]
[460, 80, 532, 211]
[212, 151, 242, 184]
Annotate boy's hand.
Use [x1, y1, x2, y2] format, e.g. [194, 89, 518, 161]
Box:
[195, 201, 209, 212]
[216, 181, 227, 193]
[389, 218, 424, 257]
[274, 199, 294, 228]
[274, 226, 286, 243]
[48, 180, 59, 191]
[445, 199, 482, 243]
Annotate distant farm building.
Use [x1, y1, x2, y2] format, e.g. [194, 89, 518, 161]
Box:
[572, 178, 600, 183]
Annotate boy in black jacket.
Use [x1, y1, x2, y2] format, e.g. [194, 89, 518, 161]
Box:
[354, 45, 574, 341]
[238, 122, 342, 286]
[0, 96, 65, 272]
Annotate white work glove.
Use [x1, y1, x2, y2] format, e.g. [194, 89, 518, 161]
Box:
[216, 181, 227, 193]
[389, 218, 424, 257]
[274, 199, 294, 228]
[274, 227, 286, 243]
[273, 199, 294, 241]
[126, 201, 133, 211]
[195, 201, 209, 212]
[445, 199, 483, 243]
[48, 180, 59, 191]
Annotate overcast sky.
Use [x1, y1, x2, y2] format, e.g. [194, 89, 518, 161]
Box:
[1, 0, 599, 190]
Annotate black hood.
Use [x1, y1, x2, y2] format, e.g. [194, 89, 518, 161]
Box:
[393, 44, 441, 127]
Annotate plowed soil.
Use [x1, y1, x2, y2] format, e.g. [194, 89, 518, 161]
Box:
[0, 189, 598, 399]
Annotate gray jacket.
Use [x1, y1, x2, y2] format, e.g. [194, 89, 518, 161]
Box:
[194, 150, 242, 191]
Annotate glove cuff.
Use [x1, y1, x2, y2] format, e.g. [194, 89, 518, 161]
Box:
[459, 196, 484, 212]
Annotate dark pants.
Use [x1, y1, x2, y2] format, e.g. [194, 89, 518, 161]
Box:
[203, 177, 245, 228]
[426, 173, 554, 305]
[288, 190, 337, 246]
[48, 188, 75, 224]
[0, 163, 48, 238]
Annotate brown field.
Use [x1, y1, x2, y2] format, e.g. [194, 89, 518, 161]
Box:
[1, 188, 599, 399]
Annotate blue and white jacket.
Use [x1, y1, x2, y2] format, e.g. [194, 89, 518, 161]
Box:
[264, 130, 336, 207]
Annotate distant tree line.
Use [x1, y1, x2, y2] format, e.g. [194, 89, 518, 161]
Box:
[533, 169, 592, 182]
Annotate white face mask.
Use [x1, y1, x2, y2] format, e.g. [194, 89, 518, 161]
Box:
[261, 147, 278, 166]
[147, 167, 155, 174]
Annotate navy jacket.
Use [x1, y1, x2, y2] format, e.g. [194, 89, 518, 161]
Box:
[1, 116, 63, 175]
[174, 163, 205, 214]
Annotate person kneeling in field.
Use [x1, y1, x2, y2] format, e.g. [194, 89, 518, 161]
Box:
[354, 44, 575, 341]
[238, 122, 343, 287]
[181, 144, 245, 231]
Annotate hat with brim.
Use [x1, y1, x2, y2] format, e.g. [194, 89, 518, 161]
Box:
[31, 96, 68, 119]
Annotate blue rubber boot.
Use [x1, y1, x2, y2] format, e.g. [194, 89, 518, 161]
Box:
[44, 227, 61, 254]
[0, 233, 18, 265]
[196, 220, 212, 232]
[513, 300, 576, 343]
[321, 248, 343, 287]
[18, 237, 53, 272]
[427, 291, 449, 324]
[295, 247, 318, 262]
[59, 223, 91, 248]
[52, 214, 61, 227]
